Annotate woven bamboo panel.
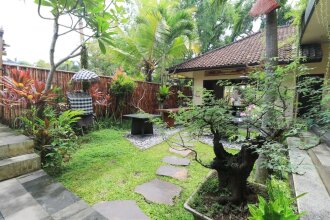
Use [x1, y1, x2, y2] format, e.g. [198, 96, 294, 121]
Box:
[0, 64, 192, 126]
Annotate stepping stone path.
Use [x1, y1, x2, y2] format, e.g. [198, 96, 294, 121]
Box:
[93, 200, 149, 220]
[173, 142, 194, 147]
[162, 155, 190, 166]
[135, 179, 182, 205]
[135, 135, 193, 207]
[169, 147, 193, 157]
[156, 165, 188, 180]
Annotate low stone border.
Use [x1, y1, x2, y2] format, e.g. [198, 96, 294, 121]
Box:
[125, 127, 182, 150]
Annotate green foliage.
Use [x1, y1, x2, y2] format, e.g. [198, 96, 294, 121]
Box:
[254, 142, 290, 179]
[157, 85, 171, 104]
[20, 107, 83, 174]
[35, 59, 51, 68]
[181, 0, 292, 53]
[36, 0, 124, 53]
[52, 86, 65, 103]
[110, 68, 136, 117]
[57, 60, 80, 72]
[248, 179, 305, 220]
[175, 90, 236, 139]
[111, 68, 136, 98]
[56, 128, 219, 219]
[109, 0, 196, 81]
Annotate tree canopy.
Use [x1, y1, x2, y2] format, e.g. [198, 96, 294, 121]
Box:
[108, 0, 197, 82]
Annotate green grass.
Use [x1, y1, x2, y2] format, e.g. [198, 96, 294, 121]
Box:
[57, 128, 239, 219]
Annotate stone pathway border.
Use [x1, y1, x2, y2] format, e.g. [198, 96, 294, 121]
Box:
[125, 127, 182, 150]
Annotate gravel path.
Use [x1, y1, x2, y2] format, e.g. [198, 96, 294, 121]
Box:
[125, 127, 182, 150]
[199, 135, 242, 150]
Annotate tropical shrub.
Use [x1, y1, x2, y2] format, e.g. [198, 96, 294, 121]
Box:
[90, 84, 111, 117]
[20, 107, 83, 174]
[157, 85, 171, 107]
[248, 179, 305, 220]
[110, 67, 135, 118]
[0, 69, 56, 118]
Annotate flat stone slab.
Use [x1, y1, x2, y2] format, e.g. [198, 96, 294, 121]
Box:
[156, 165, 188, 180]
[22, 174, 80, 215]
[173, 142, 194, 147]
[162, 156, 190, 166]
[93, 200, 149, 220]
[169, 147, 192, 157]
[135, 179, 182, 205]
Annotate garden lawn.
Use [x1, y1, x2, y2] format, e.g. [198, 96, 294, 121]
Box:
[57, 128, 237, 219]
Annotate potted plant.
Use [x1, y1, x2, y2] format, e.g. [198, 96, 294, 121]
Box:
[157, 85, 171, 109]
[168, 62, 307, 219]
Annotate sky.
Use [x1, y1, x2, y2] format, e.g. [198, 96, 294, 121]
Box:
[0, 0, 81, 64]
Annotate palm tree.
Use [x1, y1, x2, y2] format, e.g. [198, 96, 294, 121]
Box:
[109, 0, 197, 82]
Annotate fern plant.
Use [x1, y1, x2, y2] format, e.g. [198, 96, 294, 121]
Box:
[157, 85, 171, 107]
[20, 107, 83, 174]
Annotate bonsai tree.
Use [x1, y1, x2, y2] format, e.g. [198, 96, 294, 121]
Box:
[170, 61, 304, 205]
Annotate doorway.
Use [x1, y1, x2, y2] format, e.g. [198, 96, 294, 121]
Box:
[297, 74, 324, 117]
[203, 80, 224, 99]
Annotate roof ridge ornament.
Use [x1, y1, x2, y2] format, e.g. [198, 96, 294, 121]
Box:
[249, 0, 281, 17]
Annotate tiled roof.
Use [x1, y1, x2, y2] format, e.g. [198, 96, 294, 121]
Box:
[249, 0, 280, 17]
[169, 26, 296, 73]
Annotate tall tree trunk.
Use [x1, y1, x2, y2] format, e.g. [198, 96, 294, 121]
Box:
[45, 18, 59, 91]
[255, 10, 278, 184]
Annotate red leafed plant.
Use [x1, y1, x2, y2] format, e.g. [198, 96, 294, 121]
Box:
[90, 84, 111, 117]
[0, 69, 56, 116]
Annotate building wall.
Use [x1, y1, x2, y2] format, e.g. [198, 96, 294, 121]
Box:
[178, 43, 330, 116]
[305, 43, 330, 77]
[179, 70, 244, 105]
[305, 43, 330, 108]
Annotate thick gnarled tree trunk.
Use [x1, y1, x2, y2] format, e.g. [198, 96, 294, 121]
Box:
[210, 133, 264, 204]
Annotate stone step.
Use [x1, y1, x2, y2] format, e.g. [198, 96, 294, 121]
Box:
[0, 135, 34, 159]
[0, 125, 11, 133]
[287, 137, 330, 219]
[308, 144, 330, 196]
[0, 153, 41, 181]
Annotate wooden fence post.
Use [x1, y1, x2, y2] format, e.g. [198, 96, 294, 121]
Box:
[0, 28, 4, 122]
